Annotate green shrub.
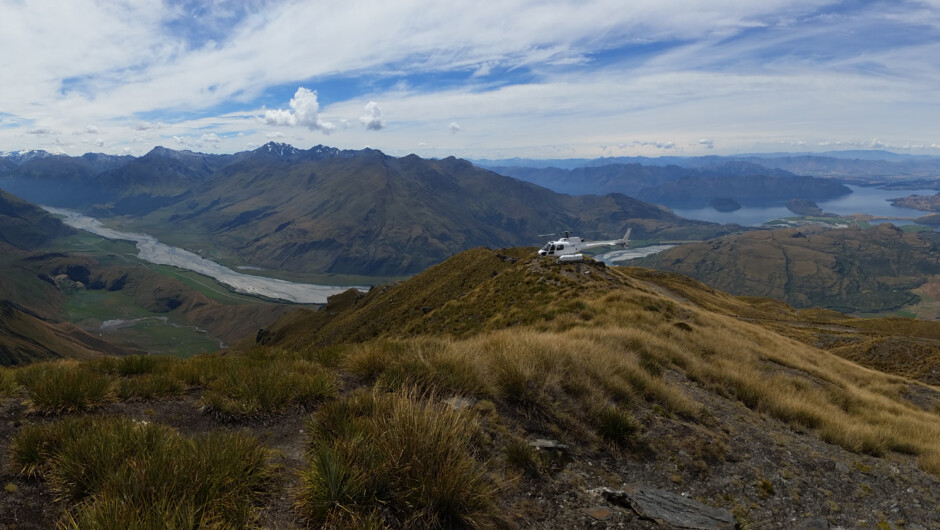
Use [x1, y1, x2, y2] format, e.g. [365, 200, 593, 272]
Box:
[15, 361, 112, 413]
[8, 416, 272, 528]
[299, 389, 500, 528]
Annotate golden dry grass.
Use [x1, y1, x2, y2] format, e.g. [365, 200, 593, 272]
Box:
[325, 260, 940, 474]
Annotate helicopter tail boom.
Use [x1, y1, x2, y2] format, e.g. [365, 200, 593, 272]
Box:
[620, 228, 632, 247]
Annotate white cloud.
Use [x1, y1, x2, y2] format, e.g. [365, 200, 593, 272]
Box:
[698, 138, 714, 149]
[1, 1, 939, 157]
[629, 139, 675, 150]
[200, 133, 221, 143]
[264, 87, 334, 133]
[95, 138, 105, 147]
[134, 121, 165, 131]
[473, 62, 493, 77]
[359, 101, 385, 130]
[84, 125, 99, 134]
[449, 122, 461, 134]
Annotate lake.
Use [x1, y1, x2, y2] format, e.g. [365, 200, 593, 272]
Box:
[43, 207, 362, 304]
[671, 185, 937, 226]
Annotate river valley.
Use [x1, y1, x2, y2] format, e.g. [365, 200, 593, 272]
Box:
[43, 207, 362, 304]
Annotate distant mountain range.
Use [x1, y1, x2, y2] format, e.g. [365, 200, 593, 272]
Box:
[0, 143, 741, 276]
[487, 162, 851, 207]
[473, 150, 940, 182]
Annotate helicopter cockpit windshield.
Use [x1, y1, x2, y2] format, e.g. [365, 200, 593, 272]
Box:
[539, 243, 564, 256]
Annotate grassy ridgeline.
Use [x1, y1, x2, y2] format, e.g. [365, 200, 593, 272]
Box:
[4, 250, 940, 526]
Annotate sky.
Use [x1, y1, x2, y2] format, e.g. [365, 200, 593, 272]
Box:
[1, 0, 939, 160]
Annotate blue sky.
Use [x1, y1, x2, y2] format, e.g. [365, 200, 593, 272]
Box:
[1, 0, 939, 159]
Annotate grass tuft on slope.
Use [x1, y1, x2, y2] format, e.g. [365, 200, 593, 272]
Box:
[8, 415, 273, 528]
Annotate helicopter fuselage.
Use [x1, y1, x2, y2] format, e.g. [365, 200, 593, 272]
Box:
[537, 229, 631, 257]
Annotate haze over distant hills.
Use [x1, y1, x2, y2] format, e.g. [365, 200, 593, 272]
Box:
[473, 150, 940, 176]
[0, 143, 740, 277]
[487, 162, 852, 208]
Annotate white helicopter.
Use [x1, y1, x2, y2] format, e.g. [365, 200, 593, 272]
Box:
[537, 228, 631, 262]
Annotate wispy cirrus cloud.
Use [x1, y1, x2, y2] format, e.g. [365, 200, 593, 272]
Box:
[0, 0, 938, 157]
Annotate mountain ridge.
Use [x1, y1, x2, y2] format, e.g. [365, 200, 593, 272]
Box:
[1, 142, 742, 276]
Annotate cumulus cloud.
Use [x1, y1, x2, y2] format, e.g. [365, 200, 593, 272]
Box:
[359, 101, 385, 130]
[95, 138, 105, 147]
[84, 125, 100, 134]
[264, 87, 334, 133]
[698, 138, 714, 149]
[26, 127, 53, 135]
[449, 122, 461, 134]
[200, 133, 221, 143]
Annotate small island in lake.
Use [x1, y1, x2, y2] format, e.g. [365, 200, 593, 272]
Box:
[708, 197, 741, 212]
[786, 198, 826, 216]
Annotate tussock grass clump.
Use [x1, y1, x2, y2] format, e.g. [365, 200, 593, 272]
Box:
[344, 339, 491, 397]
[170, 354, 233, 387]
[89, 354, 175, 376]
[595, 405, 641, 446]
[7, 416, 272, 528]
[503, 437, 541, 475]
[202, 358, 336, 417]
[0, 366, 18, 397]
[115, 354, 170, 376]
[298, 388, 500, 528]
[15, 361, 112, 413]
[116, 372, 184, 401]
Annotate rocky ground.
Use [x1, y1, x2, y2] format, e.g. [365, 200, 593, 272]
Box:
[3, 366, 939, 529]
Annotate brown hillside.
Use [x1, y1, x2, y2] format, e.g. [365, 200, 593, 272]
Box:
[5, 248, 940, 528]
[0, 299, 131, 365]
[632, 224, 940, 313]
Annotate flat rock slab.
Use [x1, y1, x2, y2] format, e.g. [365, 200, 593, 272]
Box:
[584, 506, 613, 521]
[599, 485, 736, 530]
[529, 438, 569, 451]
